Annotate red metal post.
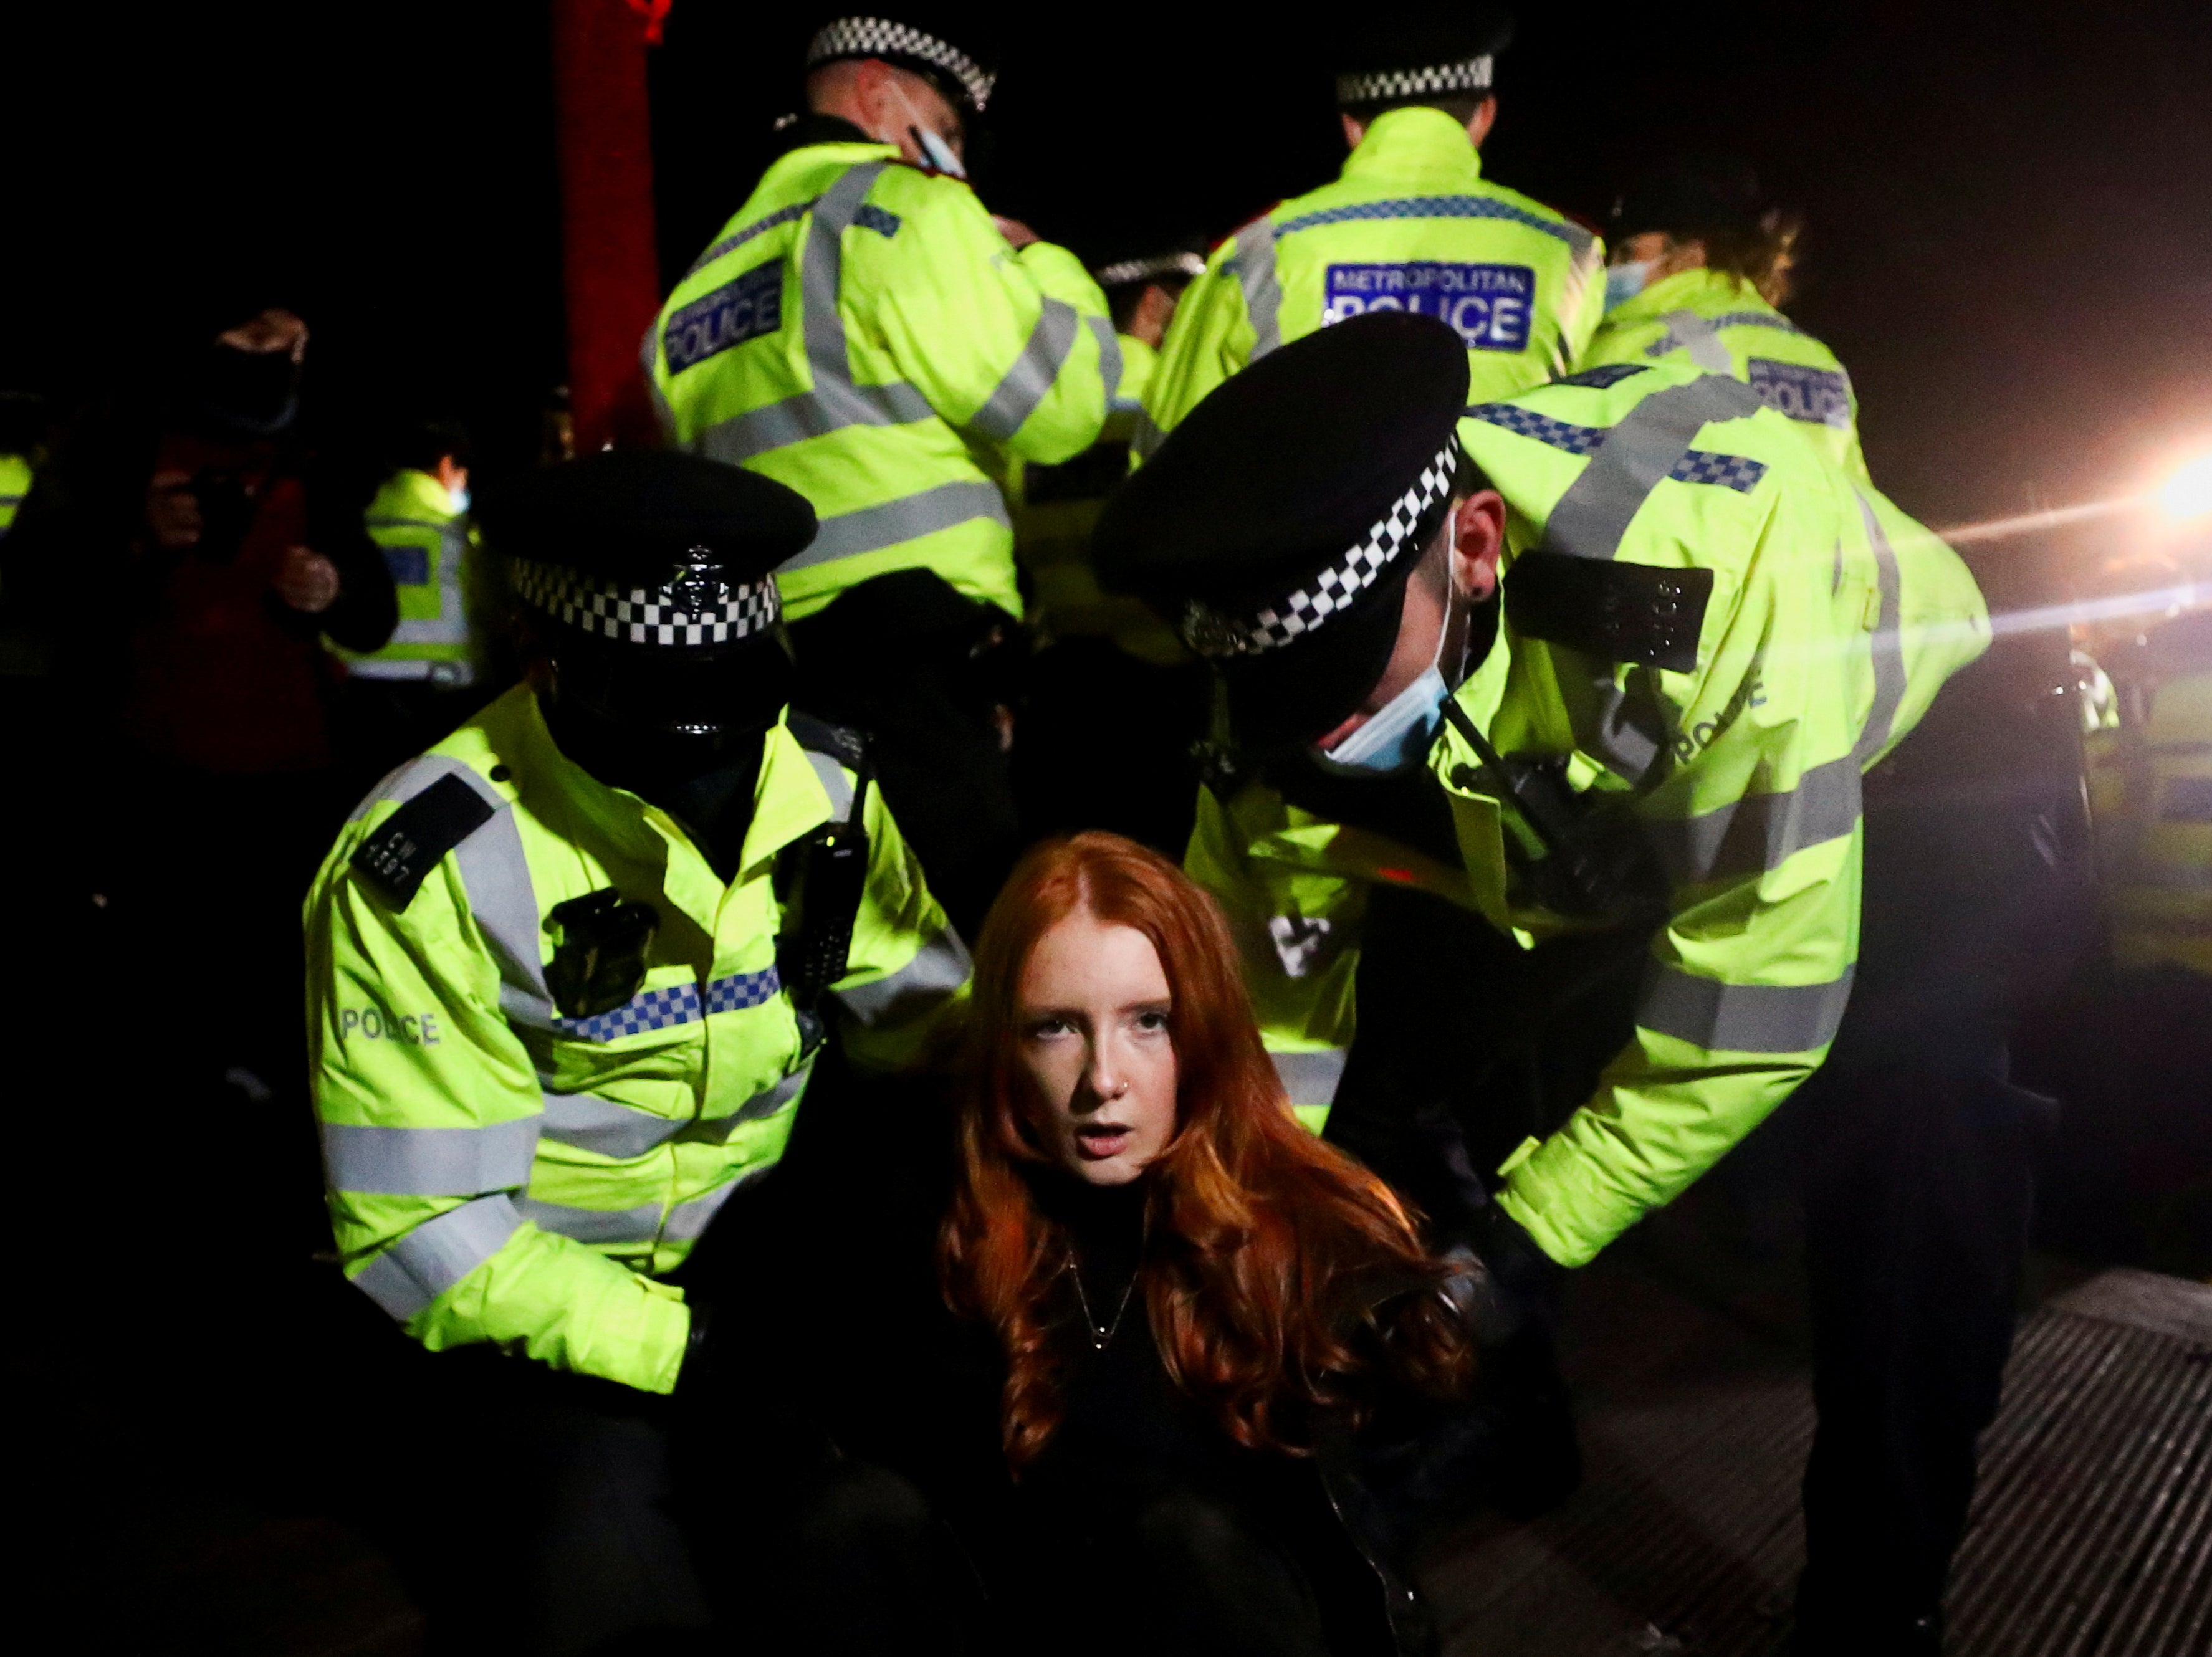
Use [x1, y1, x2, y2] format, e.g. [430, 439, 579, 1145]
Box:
[550, 0, 663, 452]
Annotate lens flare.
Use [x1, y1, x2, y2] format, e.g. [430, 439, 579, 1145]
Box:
[2157, 454, 2212, 522]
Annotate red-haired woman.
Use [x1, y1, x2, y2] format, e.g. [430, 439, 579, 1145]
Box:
[932, 831, 1480, 1656]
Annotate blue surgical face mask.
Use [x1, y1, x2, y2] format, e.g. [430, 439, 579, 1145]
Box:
[1604, 258, 1654, 312]
[448, 482, 472, 514]
[1313, 522, 1461, 778]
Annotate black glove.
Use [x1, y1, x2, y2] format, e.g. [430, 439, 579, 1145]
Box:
[1444, 1200, 1566, 1348]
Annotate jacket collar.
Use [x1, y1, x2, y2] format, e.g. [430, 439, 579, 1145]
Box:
[372, 467, 459, 523]
[514, 695, 836, 932]
[1606, 265, 1763, 328]
[1340, 106, 1485, 191]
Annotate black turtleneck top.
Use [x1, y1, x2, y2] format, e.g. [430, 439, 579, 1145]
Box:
[1022, 1175, 1311, 1524]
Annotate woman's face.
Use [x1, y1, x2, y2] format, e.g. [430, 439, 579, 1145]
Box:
[1017, 910, 1179, 1186]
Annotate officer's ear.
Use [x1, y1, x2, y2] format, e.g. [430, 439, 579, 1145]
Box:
[1451, 490, 1506, 603]
[1339, 112, 1367, 150]
[1467, 97, 1498, 148]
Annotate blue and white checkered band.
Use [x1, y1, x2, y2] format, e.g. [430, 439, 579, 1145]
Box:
[508, 548, 781, 647]
[1091, 251, 1208, 289]
[1179, 434, 1463, 660]
[806, 17, 995, 112]
[1335, 55, 1495, 107]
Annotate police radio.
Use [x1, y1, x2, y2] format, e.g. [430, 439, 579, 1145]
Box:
[777, 755, 874, 1049]
[1439, 700, 1666, 922]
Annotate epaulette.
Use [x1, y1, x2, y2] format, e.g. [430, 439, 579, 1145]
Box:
[349, 773, 497, 909]
[1505, 552, 1712, 675]
[785, 710, 870, 774]
[1551, 363, 1649, 391]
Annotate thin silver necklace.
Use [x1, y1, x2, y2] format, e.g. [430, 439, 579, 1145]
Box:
[1068, 1259, 1140, 1351]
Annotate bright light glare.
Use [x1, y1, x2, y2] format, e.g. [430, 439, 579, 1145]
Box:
[2158, 453, 2212, 522]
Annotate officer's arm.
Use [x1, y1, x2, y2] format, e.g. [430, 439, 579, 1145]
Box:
[826, 781, 972, 1072]
[1556, 235, 1609, 375]
[1183, 782, 1361, 1130]
[1496, 522, 1862, 1268]
[1135, 247, 1251, 459]
[308, 847, 691, 1393]
[868, 178, 1117, 467]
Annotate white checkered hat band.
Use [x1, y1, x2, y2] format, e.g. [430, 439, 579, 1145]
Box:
[508, 555, 781, 647]
[806, 17, 996, 111]
[1179, 435, 1463, 660]
[1091, 252, 1209, 288]
[1336, 55, 1495, 106]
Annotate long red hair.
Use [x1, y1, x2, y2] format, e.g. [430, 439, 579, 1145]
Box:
[939, 832, 1472, 1472]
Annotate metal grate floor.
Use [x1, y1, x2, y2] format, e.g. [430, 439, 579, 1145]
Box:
[1425, 1269, 2212, 1656]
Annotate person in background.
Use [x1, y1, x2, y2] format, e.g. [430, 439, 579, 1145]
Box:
[75, 304, 396, 1104]
[1010, 240, 1210, 856]
[332, 417, 491, 786]
[645, 7, 1119, 940]
[1141, 3, 1602, 458]
[1581, 155, 1868, 481]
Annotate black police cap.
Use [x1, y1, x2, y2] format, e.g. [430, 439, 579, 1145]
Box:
[1335, 4, 1515, 108]
[1612, 153, 1766, 244]
[476, 449, 816, 651]
[803, 10, 1000, 114]
[1093, 310, 1469, 746]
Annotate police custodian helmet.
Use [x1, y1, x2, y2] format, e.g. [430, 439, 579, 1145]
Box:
[803, 10, 1002, 116]
[1093, 310, 1473, 747]
[477, 449, 817, 784]
[1334, 4, 1515, 112]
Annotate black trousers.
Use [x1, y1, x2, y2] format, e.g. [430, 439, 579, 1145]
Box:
[1791, 1059, 2048, 1650]
[787, 574, 1024, 942]
[370, 1352, 985, 1657]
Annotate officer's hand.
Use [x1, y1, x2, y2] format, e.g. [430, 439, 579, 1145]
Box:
[1447, 1204, 1566, 1347]
[146, 470, 202, 550]
[992, 215, 1039, 250]
[274, 544, 341, 613]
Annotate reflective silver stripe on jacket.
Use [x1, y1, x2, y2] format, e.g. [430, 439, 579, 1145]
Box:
[700, 381, 935, 464]
[835, 925, 972, 1027]
[776, 480, 1010, 573]
[687, 1054, 818, 1140]
[322, 1115, 542, 1195]
[969, 296, 1083, 442]
[1647, 753, 1864, 887]
[540, 1090, 684, 1160]
[664, 1169, 767, 1243]
[1229, 217, 1283, 360]
[1655, 310, 1735, 374]
[1637, 963, 1855, 1053]
[1089, 315, 1125, 411]
[515, 1196, 664, 1245]
[350, 1193, 524, 1320]
[802, 748, 856, 820]
[1543, 374, 1766, 563]
[1850, 490, 1907, 765]
[1271, 1048, 1348, 1108]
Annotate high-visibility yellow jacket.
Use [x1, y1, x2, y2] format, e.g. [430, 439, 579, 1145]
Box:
[335, 469, 481, 686]
[1187, 362, 1989, 1268]
[305, 685, 970, 1392]
[2087, 619, 2212, 976]
[0, 451, 29, 538]
[646, 137, 1119, 624]
[1578, 267, 1869, 482]
[1141, 108, 1605, 455]
[1003, 332, 1186, 662]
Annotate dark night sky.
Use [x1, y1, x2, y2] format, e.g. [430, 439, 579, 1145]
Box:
[7, 2, 2211, 585]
